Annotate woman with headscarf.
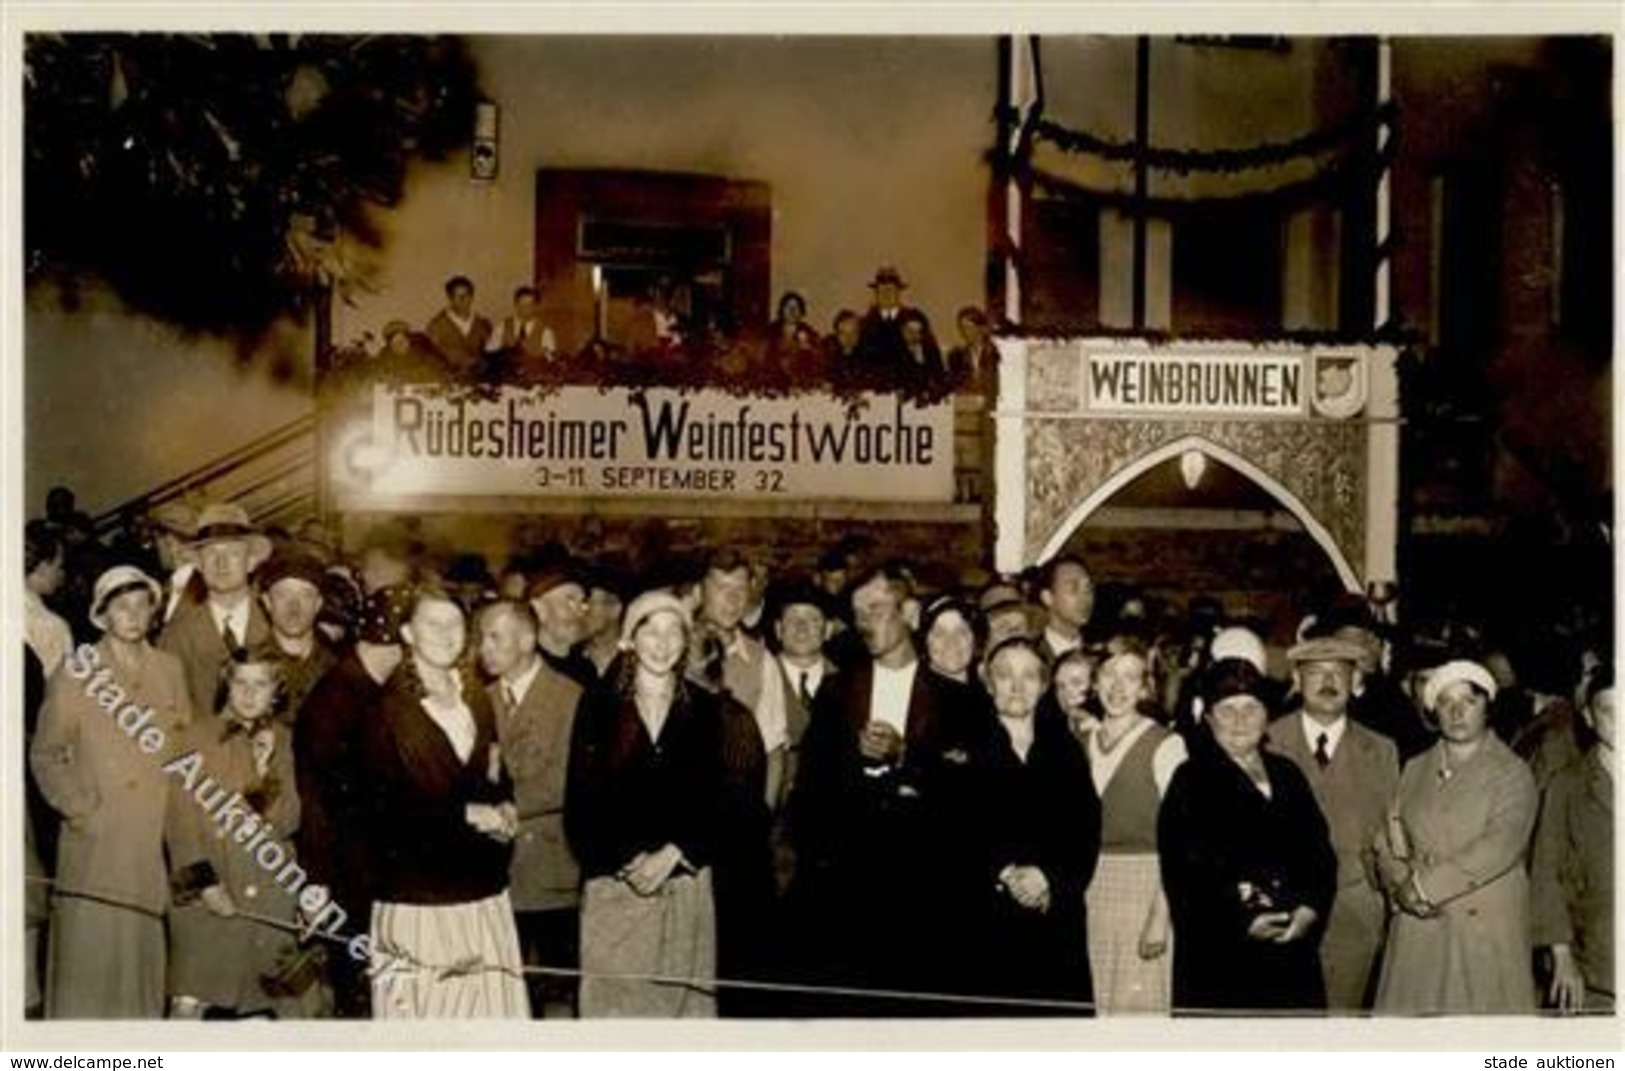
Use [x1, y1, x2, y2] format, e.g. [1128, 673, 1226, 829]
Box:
[567, 590, 761, 1018]
[1159, 657, 1336, 1015]
[361, 582, 528, 1018]
[1371, 659, 1539, 1014]
[1082, 637, 1187, 1014]
[30, 565, 193, 1018]
[961, 636, 1100, 1015]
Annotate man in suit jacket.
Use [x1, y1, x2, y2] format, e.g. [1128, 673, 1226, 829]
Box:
[478, 599, 584, 1018]
[788, 563, 980, 1016]
[1266, 635, 1401, 1012]
[159, 503, 274, 720]
[856, 266, 936, 374]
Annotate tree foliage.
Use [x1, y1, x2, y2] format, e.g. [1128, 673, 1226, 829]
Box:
[25, 33, 482, 343]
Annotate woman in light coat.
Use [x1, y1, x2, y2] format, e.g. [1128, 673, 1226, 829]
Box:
[30, 566, 193, 1018]
[1372, 660, 1538, 1014]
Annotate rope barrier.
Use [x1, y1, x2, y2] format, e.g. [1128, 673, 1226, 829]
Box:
[28, 876, 1103, 1014]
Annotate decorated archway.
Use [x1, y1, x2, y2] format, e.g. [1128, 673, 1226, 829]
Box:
[992, 337, 1401, 593]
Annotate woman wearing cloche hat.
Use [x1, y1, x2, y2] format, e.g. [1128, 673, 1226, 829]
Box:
[565, 589, 770, 1018]
[1370, 658, 1539, 1013]
[30, 564, 192, 1018]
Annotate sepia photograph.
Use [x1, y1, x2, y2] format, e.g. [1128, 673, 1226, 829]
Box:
[5, 3, 1618, 1054]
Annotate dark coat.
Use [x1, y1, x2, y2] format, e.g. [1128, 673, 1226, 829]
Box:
[159, 597, 273, 725]
[294, 651, 388, 908]
[786, 656, 980, 1013]
[1159, 739, 1337, 1015]
[565, 670, 771, 1013]
[565, 675, 729, 878]
[960, 707, 1101, 1015]
[359, 664, 515, 905]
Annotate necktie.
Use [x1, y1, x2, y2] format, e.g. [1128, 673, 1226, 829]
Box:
[220, 618, 243, 659]
[504, 682, 520, 710]
[798, 670, 813, 708]
[1315, 732, 1331, 768]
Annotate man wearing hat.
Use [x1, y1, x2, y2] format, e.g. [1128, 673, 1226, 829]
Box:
[160, 502, 274, 720]
[258, 551, 337, 723]
[857, 265, 936, 369]
[526, 558, 597, 690]
[1265, 634, 1400, 1012]
[145, 500, 203, 624]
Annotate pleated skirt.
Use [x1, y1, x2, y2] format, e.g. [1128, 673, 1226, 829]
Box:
[1085, 852, 1172, 1015]
[579, 868, 717, 1018]
[370, 891, 530, 1019]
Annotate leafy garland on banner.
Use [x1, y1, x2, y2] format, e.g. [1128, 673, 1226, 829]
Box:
[318, 337, 968, 409]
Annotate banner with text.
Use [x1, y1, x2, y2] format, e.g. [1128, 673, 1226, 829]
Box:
[356, 385, 956, 502]
[1084, 350, 1306, 417]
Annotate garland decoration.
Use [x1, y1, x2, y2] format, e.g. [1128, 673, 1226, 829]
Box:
[318, 335, 970, 407]
[995, 101, 1396, 176]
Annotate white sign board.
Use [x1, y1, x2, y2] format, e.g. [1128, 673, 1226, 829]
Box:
[353, 385, 955, 502]
[1084, 351, 1307, 417]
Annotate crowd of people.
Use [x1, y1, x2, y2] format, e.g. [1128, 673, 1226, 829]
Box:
[325, 266, 1001, 400]
[20, 495, 1614, 1021]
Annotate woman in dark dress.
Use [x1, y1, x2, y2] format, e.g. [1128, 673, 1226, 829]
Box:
[1159, 657, 1336, 1015]
[963, 636, 1101, 1015]
[566, 589, 764, 1018]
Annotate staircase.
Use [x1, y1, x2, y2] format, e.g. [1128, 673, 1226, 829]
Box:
[90, 412, 321, 538]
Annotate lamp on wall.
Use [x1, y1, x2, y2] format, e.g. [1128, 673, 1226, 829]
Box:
[472, 101, 499, 182]
[1179, 448, 1208, 490]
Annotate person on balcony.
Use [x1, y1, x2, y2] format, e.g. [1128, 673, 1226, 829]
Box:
[424, 275, 493, 378]
[857, 266, 937, 380]
[765, 291, 823, 380]
[946, 306, 999, 395]
[486, 285, 558, 376]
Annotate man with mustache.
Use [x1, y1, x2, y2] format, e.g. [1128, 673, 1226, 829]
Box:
[1266, 635, 1400, 1012]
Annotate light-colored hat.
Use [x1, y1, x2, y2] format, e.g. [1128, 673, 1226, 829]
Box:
[191, 503, 273, 564]
[1286, 635, 1367, 667]
[1421, 659, 1499, 713]
[89, 565, 164, 631]
[1211, 626, 1268, 673]
[619, 589, 693, 649]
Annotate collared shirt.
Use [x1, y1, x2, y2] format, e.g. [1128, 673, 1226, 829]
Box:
[23, 589, 72, 677]
[780, 656, 826, 702]
[1301, 711, 1349, 762]
[208, 596, 253, 650]
[1044, 625, 1082, 658]
[502, 656, 544, 710]
[868, 658, 918, 738]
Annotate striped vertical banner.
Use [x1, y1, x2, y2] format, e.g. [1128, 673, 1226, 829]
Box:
[1373, 37, 1394, 332]
[1004, 34, 1042, 326]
